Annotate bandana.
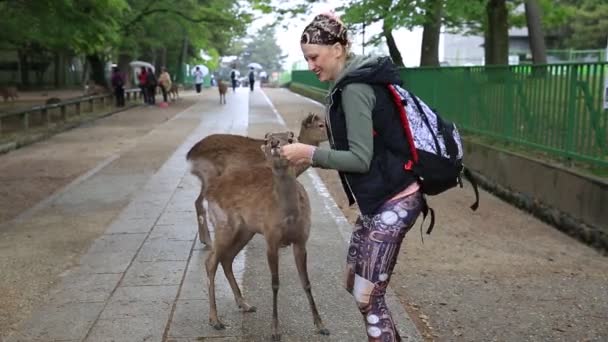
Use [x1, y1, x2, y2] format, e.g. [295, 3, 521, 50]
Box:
[300, 14, 348, 46]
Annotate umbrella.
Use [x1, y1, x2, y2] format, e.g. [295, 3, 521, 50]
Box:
[129, 60, 155, 73]
[191, 64, 209, 76]
[247, 62, 263, 70]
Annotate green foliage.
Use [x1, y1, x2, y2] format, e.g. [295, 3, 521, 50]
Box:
[552, 0, 608, 49]
[0, 0, 126, 53]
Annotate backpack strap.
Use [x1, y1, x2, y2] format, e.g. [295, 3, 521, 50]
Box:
[418, 195, 436, 243]
[441, 121, 460, 163]
[387, 84, 418, 163]
[410, 93, 442, 155]
[462, 167, 480, 210]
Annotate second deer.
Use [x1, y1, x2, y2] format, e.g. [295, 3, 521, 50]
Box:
[204, 131, 329, 341]
[187, 113, 327, 246]
[218, 80, 228, 104]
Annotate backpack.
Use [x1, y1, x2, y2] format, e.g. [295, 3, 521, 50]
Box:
[230, 70, 236, 80]
[387, 84, 479, 234]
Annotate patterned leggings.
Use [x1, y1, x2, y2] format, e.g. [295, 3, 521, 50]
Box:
[345, 191, 423, 342]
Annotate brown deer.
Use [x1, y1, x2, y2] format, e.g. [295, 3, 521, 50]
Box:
[187, 113, 327, 246]
[0, 86, 18, 102]
[218, 80, 228, 104]
[168, 83, 180, 101]
[204, 131, 329, 341]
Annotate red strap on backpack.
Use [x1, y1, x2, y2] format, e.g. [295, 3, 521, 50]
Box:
[387, 84, 418, 164]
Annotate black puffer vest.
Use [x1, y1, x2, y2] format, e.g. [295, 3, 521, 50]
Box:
[326, 57, 417, 215]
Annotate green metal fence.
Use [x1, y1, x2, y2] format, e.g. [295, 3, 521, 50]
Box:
[291, 63, 608, 168]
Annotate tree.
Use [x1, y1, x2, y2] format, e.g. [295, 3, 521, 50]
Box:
[338, 0, 419, 67]
[0, 0, 269, 88]
[485, 0, 509, 65]
[420, 0, 443, 66]
[524, 0, 547, 64]
[552, 0, 608, 49]
[236, 25, 287, 74]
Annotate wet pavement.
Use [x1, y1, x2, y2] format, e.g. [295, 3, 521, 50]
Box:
[4, 87, 422, 342]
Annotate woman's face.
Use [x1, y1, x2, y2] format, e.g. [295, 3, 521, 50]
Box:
[301, 43, 344, 82]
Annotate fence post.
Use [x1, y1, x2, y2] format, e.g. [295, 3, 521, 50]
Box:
[76, 102, 81, 116]
[566, 64, 578, 157]
[60, 105, 67, 121]
[89, 98, 94, 112]
[22, 112, 29, 131]
[42, 107, 50, 128]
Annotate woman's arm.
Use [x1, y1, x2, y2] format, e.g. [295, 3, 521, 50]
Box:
[282, 83, 375, 173]
[312, 83, 375, 173]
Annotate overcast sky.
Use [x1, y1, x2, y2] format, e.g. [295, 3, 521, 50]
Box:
[248, 0, 430, 69]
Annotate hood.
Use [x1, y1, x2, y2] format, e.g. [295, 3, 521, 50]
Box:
[329, 54, 402, 93]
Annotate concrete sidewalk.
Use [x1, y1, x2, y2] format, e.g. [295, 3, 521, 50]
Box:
[5, 87, 422, 341]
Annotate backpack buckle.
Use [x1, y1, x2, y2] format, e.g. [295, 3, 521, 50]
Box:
[404, 160, 414, 170]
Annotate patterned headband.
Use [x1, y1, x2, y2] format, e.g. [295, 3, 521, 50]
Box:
[300, 14, 348, 46]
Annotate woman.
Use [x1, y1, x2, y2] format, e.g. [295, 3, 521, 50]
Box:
[281, 13, 423, 342]
[158, 67, 172, 103]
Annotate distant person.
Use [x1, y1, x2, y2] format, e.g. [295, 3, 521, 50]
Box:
[146, 67, 157, 105]
[193, 66, 204, 93]
[111, 67, 125, 107]
[138, 67, 148, 103]
[230, 68, 238, 92]
[248, 67, 255, 91]
[158, 67, 172, 103]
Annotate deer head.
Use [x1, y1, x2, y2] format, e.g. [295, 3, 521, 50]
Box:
[261, 131, 296, 170]
[299, 112, 327, 146]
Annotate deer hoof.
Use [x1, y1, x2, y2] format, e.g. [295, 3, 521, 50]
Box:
[240, 304, 257, 312]
[318, 327, 330, 335]
[271, 333, 281, 341]
[210, 321, 226, 330]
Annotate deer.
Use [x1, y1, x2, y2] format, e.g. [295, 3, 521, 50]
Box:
[204, 131, 330, 341]
[168, 83, 180, 101]
[186, 113, 327, 247]
[218, 80, 227, 104]
[0, 86, 18, 102]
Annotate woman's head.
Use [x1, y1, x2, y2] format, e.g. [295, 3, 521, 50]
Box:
[300, 13, 349, 82]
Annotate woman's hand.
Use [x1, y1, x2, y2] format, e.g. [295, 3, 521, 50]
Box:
[281, 143, 316, 165]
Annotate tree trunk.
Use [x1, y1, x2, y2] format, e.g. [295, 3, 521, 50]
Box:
[383, 20, 404, 67]
[86, 54, 107, 87]
[160, 47, 167, 70]
[485, 0, 509, 65]
[177, 35, 189, 83]
[53, 51, 67, 88]
[420, 0, 442, 66]
[117, 53, 132, 87]
[18, 49, 30, 88]
[524, 0, 547, 64]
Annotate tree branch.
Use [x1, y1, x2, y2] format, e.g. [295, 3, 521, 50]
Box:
[122, 7, 232, 33]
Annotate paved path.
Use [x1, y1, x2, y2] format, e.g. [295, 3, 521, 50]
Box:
[5, 87, 422, 341]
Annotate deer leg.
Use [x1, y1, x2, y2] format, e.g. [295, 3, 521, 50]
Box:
[293, 242, 330, 336]
[267, 245, 281, 341]
[220, 231, 256, 312]
[205, 250, 225, 330]
[195, 187, 212, 246]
